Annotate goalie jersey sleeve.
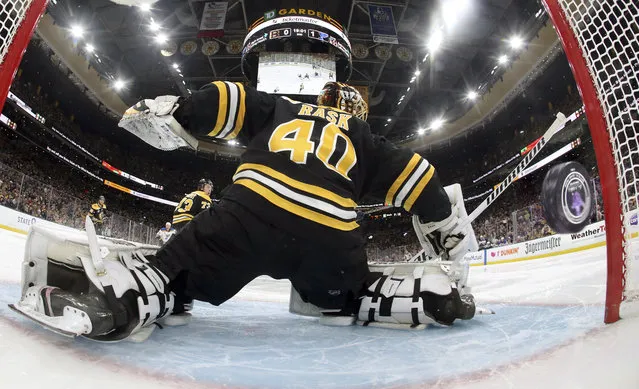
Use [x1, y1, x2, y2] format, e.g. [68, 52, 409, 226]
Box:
[186, 81, 276, 142]
[363, 135, 452, 223]
[183, 82, 451, 247]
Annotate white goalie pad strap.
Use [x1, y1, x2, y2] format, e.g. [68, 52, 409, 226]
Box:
[99, 251, 173, 335]
[21, 225, 157, 296]
[357, 267, 451, 326]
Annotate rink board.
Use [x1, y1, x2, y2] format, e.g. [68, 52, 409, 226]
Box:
[0, 281, 602, 389]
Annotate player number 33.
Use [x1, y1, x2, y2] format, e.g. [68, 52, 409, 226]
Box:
[268, 119, 356, 180]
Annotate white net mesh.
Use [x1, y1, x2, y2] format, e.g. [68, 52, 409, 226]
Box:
[557, 0, 639, 315]
[0, 0, 33, 67]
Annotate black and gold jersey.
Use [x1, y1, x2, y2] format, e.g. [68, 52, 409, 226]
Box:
[172, 190, 212, 227]
[186, 82, 451, 247]
[88, 203, 107, 224]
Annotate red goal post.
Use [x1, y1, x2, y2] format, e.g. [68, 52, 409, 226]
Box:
[0, 0, 48, 111]
[542, 0, 639, 323]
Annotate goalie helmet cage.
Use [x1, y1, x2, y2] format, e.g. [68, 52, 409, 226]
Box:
[542, 0, 639, 323]
[0, 0, 48, 111]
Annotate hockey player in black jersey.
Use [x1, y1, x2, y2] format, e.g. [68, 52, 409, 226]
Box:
[87, 195, 107, 235]
[172, 178, 213, 231]
[12, 82, 478, 340]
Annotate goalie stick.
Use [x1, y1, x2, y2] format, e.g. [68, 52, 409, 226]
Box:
[461, 111, 568, 229]
[410, 111, 572, 262]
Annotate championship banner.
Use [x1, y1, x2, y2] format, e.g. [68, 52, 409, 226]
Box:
[367, 4, 398, 44]
[197, 2, 228, 38]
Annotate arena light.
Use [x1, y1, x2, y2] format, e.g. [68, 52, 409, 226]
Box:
[417, 128, 426, 135]
[228, 140, 238, 146]
[387, 118, 392, 122]
[155, 33, 168, 44]
[85, 44, 95, 53]
[139, 3, 152, 12]
[427, 29, 443, 53]
[509, 36, 524, 50]
[467, 90, 478, 100]
[172, 63, 180, 69]
[414, 69, 421, 76]
[113, 79, 127, 91]
[430, 118, 444, 130]
[442, 0, 471, 28]
[149, 20, 161, 32]
[70, 25, 85, 38]
[498, 55, 509, 65]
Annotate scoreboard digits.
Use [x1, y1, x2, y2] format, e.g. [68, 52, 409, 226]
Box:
[269, 28, 291, 39]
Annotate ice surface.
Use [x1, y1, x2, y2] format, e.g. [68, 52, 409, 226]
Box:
[0, 229, 638, 389]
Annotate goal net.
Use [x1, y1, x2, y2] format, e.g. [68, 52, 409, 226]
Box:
[543, 0, 639, 323]
[0, 0, 48, 111]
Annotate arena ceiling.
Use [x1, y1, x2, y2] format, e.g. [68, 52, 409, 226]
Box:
[44, 0, 549, 147]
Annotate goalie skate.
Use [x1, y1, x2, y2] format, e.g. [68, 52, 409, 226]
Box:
[9, 301, 83, 338]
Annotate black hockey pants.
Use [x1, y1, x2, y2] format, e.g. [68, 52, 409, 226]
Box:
[153, 200, 371, 310]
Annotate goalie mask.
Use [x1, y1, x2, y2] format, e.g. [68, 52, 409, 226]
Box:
[317, 82, 368, 121]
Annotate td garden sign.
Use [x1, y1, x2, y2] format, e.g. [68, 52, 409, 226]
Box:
[253, 8, 345, 32]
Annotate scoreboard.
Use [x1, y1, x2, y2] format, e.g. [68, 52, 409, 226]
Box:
[241, 15, 353, 85]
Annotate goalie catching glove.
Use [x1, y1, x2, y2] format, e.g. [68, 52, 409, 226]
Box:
[118, 95, 198, 151]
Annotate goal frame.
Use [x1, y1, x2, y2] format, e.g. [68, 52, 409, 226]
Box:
[0, 0, 48, 111]
[542, 0, 627, 323]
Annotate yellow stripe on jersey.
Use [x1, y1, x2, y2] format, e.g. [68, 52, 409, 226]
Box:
[385, 154, 421, 205]
[235, 179, 359, 231]
[224, 83, 247, 140]
[236, 163, 357, 208]
[173, 213, 194, 219]
[172, 214, 194, 223]
[404, 165, 435, 212]
[208, 81, 229, 137]
[172, 218, 192, 225]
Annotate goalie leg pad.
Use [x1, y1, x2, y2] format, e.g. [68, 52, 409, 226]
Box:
[357, 266, 474, 328]
[14, 226, 175, 341]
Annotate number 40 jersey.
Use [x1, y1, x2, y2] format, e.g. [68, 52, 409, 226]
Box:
[185, 82, 452, 248]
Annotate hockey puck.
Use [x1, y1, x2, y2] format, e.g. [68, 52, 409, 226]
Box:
[541, 161, 594, 234]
